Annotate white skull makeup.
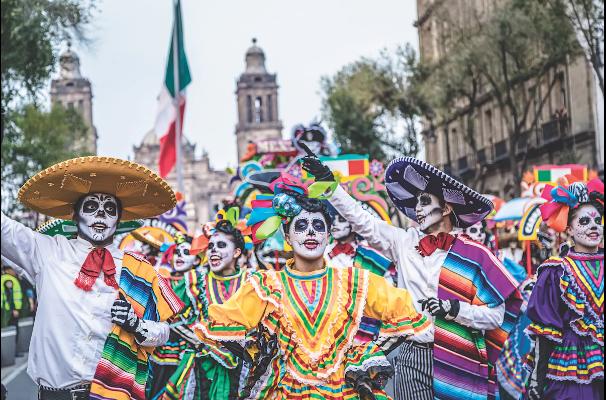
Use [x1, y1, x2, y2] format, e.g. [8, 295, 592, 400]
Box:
[465, 222, 487, 244]
[172, 241, 196, 272]
[332, 215, 353, 241]
[208, 232, 239, 275]
[77, 193, 119, 245]
[570, 204, 603, 250]
[415, 192, 444, 233]
[288, 210, 329, 260]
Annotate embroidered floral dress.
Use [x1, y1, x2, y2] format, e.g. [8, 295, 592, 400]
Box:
[525, 249, 604, 399]
[195, 260, 431, 400]
[149, 269, 249, 400]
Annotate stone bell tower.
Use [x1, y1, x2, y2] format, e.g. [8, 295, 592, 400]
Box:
[50, 43, 97, 155]
[234, 38, 283, 161]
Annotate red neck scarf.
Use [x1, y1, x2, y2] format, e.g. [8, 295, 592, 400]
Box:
[74, 248, 119, 291]
[329, 242, 356, 259]
[415, 233, 455, 257]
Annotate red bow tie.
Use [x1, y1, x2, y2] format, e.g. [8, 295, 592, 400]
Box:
[415, 233, 455, 257]
[74, 248, 119, 291]
[329, 242, 356, 259]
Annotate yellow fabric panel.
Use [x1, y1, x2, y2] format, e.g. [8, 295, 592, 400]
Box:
[363, 272, 416, 321]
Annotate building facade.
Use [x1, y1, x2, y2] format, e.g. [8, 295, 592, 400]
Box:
[235, 39, 283, 161]
[416, 0, 601, 199]
[50, 44, 97, 155]
[134, 40, 282, 229]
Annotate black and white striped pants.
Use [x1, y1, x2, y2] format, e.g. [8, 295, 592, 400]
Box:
[392, 341, 434, 400]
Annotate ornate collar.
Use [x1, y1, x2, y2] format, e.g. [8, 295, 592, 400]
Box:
[285, 258, 329, 280]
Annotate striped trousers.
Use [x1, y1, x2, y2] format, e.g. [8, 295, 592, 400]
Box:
[393, 341, 434, 400]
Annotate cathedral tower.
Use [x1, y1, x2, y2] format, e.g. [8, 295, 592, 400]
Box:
[235, 39, 282, 160]
[50, 43, 97, 155]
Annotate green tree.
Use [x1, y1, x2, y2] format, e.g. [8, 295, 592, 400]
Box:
[321, 50, 421, 162]
[1, 0, 96, 107]
[548, 0, 604, 95]
[1, 104, 90, 218]
[412, 0, 581, 197]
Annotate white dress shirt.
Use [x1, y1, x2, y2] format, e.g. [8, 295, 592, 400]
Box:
[329, 186, 505, 343]
[1, 213, 170, 388]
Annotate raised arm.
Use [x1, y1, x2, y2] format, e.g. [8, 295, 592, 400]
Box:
[1, 212, 57, 279]
[329, 185, 413, 261]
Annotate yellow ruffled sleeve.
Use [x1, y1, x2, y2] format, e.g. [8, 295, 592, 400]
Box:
[364, 273, 431, 338]
[195, 271, 280, 346]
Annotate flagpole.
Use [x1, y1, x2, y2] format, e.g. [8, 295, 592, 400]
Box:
[172, 0, 183, 193]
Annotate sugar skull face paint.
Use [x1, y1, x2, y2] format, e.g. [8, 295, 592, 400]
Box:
[77, 193, 119, 245]
[465, 222, 487, 244]
[172, 241, 196, 272]
[288, 210, 329, 260]
[208, 232, 239, 275]
[332, 215, 353, 241]
[415, 192, 444, 234]
[570, 204, 603, 250]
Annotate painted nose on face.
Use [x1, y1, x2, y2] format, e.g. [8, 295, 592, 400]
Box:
[96, 209, 106, 218]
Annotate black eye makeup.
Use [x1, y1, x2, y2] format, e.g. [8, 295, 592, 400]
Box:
[419, 195, 432, 206]
[312, 219, 326, 233]
[218, 241, 228, 249]
[469, 227, 478, 233]
[579, 217, 591, 226]
[595, 217, 603, 225]
[104, 202, 117, 216]
[83, 200, 99, 213]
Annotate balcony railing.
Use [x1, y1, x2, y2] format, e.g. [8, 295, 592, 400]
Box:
[516, 132, 529, 154]
[458, 153, 477, 175]
[541, 117, 569, 144]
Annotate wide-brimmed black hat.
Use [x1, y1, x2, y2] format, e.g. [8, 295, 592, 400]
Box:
[385, 157, 493, 228]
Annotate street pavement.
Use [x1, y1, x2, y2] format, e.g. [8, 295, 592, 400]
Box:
[1, 353, 37, 400]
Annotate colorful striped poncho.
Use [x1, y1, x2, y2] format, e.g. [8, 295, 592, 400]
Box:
[434, 237, 522, 400]
[90, 252, 184, 400]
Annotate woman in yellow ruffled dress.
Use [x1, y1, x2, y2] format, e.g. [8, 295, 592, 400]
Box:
[195, 173, 431, 400]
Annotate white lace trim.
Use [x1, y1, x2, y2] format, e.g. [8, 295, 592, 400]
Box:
[183, 366, 197, 400]
[548, 370, 604, 384]
[343, 356, 391, 374]
[248, 270, 282, 311]
[194, 322, 247, 344]
[524, 326, 563, 343]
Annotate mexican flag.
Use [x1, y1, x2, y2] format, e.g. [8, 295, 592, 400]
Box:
[155, 0, 191, 178]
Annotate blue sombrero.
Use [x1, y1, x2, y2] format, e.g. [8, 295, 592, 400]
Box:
[385, 157, 493, 228]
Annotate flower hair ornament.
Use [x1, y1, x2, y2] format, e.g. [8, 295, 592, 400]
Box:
[190, 207, 253, 255]
[246, 172, 337, 243]
[540, 176, 604, 232]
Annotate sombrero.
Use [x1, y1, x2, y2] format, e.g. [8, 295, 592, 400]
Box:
[130, 229, 167, 250]
[37, 219, 143, 237]
[18, 157, 176, 221]
[385, 157, 493, 228]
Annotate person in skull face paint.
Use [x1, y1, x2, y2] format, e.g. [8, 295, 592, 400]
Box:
[150, 212, 252, 400]
[464, 220, 489, 246]
[0, 158, 182, 400]
[302, 155, 522, 400]
[194, 172, 430, 400]
[524, 177, 604, 400]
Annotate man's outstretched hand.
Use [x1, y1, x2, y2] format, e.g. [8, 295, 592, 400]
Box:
[300, 143, 335, 182]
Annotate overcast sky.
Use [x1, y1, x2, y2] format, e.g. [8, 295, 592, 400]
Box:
[65, 0, 420, 171]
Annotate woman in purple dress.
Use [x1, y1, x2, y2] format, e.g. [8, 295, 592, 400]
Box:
[525, 176, 604, 400]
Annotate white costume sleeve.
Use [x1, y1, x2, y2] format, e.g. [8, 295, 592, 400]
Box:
[455, 302, 506, 330]
[136, 320, 171, 347]
[1, 212, 58, 280]
[328, 185, 412, 262]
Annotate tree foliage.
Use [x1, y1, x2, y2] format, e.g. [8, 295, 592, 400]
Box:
[321, 48, 421, 162]
[1, 0, 96, 107]
[411, 0, 581, 196]
[1, 104, 90, 215]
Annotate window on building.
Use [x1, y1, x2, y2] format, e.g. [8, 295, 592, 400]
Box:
[255, 97, 263, 123]
[267, 95, 273, 122]
[67, 102, 74, 109]
[78, 100, 84, 112]
[246, 96, 253, 123]
[254, 77, 262, 82]
[485, 110, 493, 137]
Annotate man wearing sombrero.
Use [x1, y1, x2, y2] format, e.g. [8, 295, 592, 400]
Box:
[1, 157, 184, 400]
[303, 155, 523, 400]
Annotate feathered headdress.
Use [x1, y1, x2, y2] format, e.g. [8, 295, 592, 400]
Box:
[190, 207, 253, 255]
[246, 172, 337, 243]
[540, 176, 604, 232]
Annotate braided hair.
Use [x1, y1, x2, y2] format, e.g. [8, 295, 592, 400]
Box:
[281, 189, 332, 234]
[214, 219, 247, 263]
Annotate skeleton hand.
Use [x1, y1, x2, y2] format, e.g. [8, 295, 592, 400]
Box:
[418, 298, 460, 320]
[111, 292, 140, 333]
[300, 143, 335, 182]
